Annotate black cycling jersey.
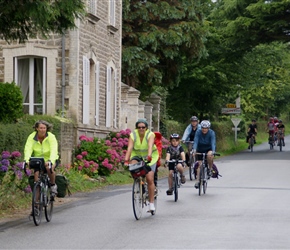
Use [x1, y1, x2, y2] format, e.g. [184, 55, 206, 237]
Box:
[248, 124, 257, 134]
[277, 124, 285, 129]
[189, 127, 198, 141]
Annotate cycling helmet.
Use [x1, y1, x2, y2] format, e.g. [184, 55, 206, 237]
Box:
[170, 133, 180, 140]
[200, 120, 211, 128]
[252, 119, 256, 122]
[190, 116, 198, 121]
[279, 119, 282, 123]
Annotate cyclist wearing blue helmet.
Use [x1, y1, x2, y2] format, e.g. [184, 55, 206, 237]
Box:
[193, 120, 216, 189]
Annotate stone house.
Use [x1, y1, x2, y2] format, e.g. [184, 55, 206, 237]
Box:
[0, 1, 161, 165]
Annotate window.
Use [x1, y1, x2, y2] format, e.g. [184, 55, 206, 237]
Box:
[109, 0, 115, 26]
[14, 57, 46, 114]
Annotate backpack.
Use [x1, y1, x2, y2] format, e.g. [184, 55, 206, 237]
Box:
[154, 131, 163, 167]
[194, 162, 222, 179]
[132, 130, 163, 167]
[55, 174, 72, 198]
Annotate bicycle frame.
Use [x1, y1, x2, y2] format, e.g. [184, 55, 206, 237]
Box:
[194, 152, 220, 196]
[167, 159, 184, 202]
[129, 159, 157, 220]
[24, 158, 54, 226]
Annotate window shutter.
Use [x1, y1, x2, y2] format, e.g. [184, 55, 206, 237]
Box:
[106, 66, 111, 127]
[114, 69, 117, 128]
[95, 62, 100, 126]
[109, 0, 115, 26]
[83, 56, 90, 124]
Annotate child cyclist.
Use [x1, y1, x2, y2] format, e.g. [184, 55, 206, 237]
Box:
[165, 134, 186, 195]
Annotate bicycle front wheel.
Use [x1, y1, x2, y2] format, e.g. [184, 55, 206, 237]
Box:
[203, 168, 208, 194]
[189, 154, 193, 181]
[250, 137, 254, 152]
[279, 137, 282, 152]
[132, 178, 142, 220]
[44, 187, 54, 222]
[32, 182, 43, 226]
[173, 172, 178, 202]
[198, 166, 203, 196]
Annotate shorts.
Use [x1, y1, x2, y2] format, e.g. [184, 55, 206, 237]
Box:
[196, 150, 212, 161]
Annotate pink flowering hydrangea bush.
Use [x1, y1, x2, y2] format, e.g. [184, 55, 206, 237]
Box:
[0, 151, 31, 196]
[73, 130, 129, 177]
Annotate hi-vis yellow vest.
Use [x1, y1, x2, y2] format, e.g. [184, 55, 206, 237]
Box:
[130, 129, 159, 166]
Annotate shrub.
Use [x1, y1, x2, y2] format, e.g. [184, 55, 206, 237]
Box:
[0, 82, 24, 123]
[73, 129, 131, 177]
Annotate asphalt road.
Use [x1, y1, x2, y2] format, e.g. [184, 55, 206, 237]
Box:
[1, 137, 290, 249]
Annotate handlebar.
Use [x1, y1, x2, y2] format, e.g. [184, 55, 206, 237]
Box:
[194, 152, 220, 157]
[167, 159, 184, 163]
[183, 141, 194, 144]
[23, 158, 53, 174]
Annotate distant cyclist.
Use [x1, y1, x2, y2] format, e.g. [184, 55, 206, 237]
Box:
[276, 120, 285, 146]
[165, 134, 186, 195]
[246, 119, 258, 149]
[266, 117, 276, 145]
[192, 120, 216, 189]
[181, 116, 201, 165]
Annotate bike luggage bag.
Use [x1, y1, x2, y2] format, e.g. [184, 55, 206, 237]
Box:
[129, 161, 149, 178]
[55, 174, 71, 198]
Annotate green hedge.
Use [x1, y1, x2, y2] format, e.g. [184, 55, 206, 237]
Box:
[0, 115, 63, 156]
[0, 82, 24, 123]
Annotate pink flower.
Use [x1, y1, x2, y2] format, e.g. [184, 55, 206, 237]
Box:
[78, 166, 83, 171]
[112, 137, 117, 142]
[116, 133, 121, 138]
[105, 140, 111, 146]
[81, 151, 88, 156]
[76, 154, 83, 160]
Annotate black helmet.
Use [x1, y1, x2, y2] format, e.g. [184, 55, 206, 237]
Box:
[279, 119, 282, 123]
[252, 119, 256, 122]
[170, 133, 180, 140]
[190, 116, 198, 121]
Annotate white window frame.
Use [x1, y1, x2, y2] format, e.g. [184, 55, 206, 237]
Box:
[14, 56, 46, 115]
[106, 66, 112, 127]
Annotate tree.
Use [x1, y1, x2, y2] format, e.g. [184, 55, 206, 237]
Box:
[0, 0, 85, 43]
[122, 0, 210, 99]
[211, 0, 290, 53]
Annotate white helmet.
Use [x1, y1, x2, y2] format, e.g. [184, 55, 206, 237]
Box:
[201, 120, 211, 128]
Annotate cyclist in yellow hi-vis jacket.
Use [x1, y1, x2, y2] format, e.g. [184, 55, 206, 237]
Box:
[124, 118, 159, 212]
[24, 120, 59, 195]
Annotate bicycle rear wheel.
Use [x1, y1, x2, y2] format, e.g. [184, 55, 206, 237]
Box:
[44, 187, 54, 222]
[132, 178, 142, 220]
[173, 172, 178, 202]
[32, 183, 43, 226]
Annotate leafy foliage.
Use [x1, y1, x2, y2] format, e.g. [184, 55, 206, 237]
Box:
[0, 0, 85, 43]
[0, 82, 24, 123]
[122, 0, 210, 98]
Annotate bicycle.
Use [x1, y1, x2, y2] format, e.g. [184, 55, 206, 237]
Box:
[183, 141, 195, 181]
[277, 129, 284, 152]
[166, 159, 185, 202]
[248, 133, 256, 152]
[268, 132, 275, 150]
[128, 158, 157, 220]
[24, 157, 54, 226]
[194, 152, 220, 196]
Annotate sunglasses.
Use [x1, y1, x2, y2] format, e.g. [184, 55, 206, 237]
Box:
[137, 126, 146, 129]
